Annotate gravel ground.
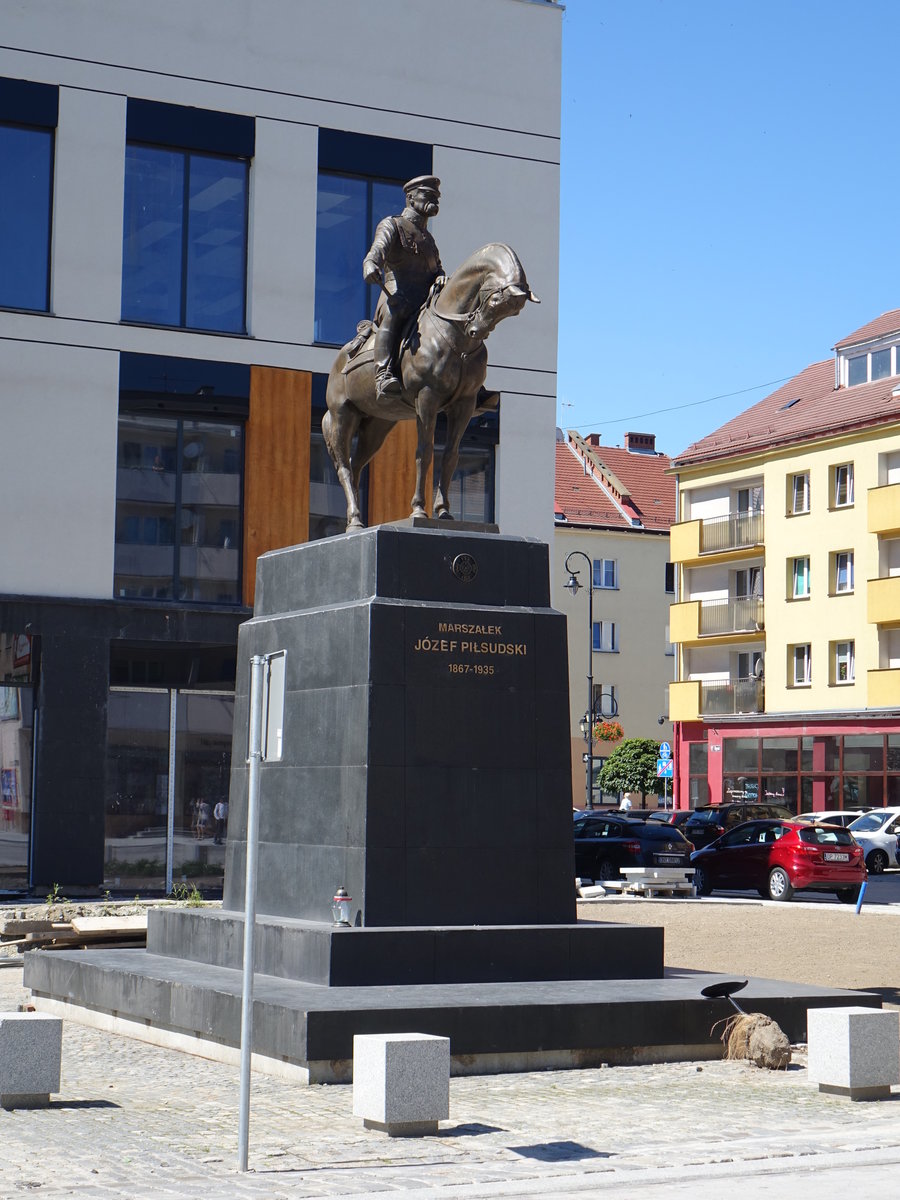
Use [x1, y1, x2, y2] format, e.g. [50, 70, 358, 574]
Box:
[577, 896, 900, 1007]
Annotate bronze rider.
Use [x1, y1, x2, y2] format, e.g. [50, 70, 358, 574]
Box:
[362, 175, 445, 401]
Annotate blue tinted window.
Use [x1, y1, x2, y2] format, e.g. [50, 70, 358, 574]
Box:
[314, 172, 404, 344]
[122, 145, 247, 332]
[0, 124, 52, 311]
[122, 145, 184, 326]
[186, 155, 247, 332]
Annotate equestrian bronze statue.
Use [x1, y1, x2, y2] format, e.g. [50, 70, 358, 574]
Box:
[323, 182, 539, 530]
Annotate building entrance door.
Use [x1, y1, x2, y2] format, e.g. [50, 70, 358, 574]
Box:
[104, 688, 234, 895]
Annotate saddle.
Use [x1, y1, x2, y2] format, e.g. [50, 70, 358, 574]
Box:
[340, 277, 446, 377]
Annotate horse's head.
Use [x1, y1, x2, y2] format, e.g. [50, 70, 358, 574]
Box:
[438, 243, 540, 341]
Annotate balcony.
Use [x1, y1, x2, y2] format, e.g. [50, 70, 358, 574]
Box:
[668, 676, 764, 721]
[670, 597, 765, 643]
[868, 668, 900, 708]
[670, 510, 764, 564]
[868, 483, 900, 537]
[868, 576, 900, 627]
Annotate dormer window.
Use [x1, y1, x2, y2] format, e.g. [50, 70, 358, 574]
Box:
[848, 354, 867, 385]
[845, 343, 897, 385]
[872, 348, 891, 380]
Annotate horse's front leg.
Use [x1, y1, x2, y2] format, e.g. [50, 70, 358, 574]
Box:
[411, 391, 439, 518]
[433, 397, 477, 519]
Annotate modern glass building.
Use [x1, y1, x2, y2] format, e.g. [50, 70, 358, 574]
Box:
[0, 0, 563, 894]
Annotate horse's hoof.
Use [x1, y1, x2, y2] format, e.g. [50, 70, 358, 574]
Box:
[345, 518, 365, 533]
[435, 510, 454, 521]
[410, 507, 427, 519]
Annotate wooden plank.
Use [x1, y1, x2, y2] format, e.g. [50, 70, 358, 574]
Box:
[69, 915, 147, 934]
[243, 366, 312, 606]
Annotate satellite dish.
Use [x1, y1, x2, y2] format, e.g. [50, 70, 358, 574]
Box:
[753, 655, 765, 680]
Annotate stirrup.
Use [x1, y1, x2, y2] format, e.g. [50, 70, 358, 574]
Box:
[375, 371, 402, 400]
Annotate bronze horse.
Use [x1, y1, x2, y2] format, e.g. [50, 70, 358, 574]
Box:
[323, 243, 539, 530]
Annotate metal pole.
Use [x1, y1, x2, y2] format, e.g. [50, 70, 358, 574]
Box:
[238, 654, 265, 1173]
[586, 574, 594, 810]
[165, 690, 177, 896]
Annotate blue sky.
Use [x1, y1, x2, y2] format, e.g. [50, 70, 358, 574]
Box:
[557, 0, 900, 459]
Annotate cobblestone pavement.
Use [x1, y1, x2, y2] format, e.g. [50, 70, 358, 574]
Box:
[2, 963, 900, 1199]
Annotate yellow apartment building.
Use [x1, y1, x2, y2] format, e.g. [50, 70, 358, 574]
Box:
[667, 309, 900, 815]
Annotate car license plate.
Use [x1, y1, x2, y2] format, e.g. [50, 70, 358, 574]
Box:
[656, 855, 681, 865]
[824, 852, 849, 862]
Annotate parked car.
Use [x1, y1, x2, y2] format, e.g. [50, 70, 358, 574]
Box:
[795, 810, 870, 829]
[690, 819, 866, 903]
[646, 809, 695, 829]
[573, 812, 693, 882]
[847, 807, 900, 874]
[683, 803, 794, 849]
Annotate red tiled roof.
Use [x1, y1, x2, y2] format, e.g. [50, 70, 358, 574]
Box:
[554, 438, 675, 531]
[673, 358, 900, 467]
[834, 309, 900, 350]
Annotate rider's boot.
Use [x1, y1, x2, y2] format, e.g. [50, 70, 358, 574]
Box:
[373, 327, 402, 401]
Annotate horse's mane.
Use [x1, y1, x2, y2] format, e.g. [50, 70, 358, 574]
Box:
[447, 243, 528, 293]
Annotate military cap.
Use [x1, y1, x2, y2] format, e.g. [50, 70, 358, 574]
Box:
[403, 175, 441, 197]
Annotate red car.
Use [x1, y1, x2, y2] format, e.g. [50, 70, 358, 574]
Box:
[690, 819, 866, 903]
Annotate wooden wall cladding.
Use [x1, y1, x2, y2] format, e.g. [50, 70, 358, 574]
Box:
[243, 367, 311, 606]
[367, 420, 432, 527]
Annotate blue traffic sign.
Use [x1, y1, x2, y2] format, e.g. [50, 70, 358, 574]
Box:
[656, 758, 674, 779]
[659, 741, 672, 761]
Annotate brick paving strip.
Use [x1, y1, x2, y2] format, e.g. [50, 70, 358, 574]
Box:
[1, 951, 900, 1199]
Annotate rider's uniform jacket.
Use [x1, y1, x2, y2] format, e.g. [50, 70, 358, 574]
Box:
[363, 210, 443, 311]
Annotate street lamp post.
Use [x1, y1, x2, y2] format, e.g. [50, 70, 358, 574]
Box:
[564, 550, 594, 810]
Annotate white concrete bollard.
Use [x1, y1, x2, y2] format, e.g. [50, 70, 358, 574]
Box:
[0, 1012, 62, 1108]
[807, 1006, 899, 1100]
[353, 1032, 450, 1136]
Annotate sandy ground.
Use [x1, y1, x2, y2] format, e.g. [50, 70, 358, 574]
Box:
[577, 897, 900, 1008]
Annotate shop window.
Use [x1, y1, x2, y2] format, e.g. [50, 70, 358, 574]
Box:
[314, 129, 431, 345]
[723, 737, 759, 774]
[843, 736, 883, 773]
[121, 100, 253, 333]
[761, 738, 799, 773]
[0, 631, 37, 892]
[0, 78, 57, 312]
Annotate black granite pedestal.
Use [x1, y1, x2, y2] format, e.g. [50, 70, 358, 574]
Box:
[223, 524, 575, 929]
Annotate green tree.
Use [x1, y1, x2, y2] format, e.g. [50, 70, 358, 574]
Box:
[597, 738, 665, 809]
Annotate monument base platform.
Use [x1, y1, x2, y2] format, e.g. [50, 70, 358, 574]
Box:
[23, 945, 879, 1084]
[146, 909, 663, 986]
